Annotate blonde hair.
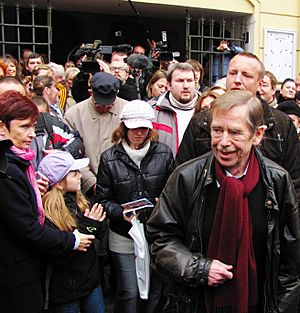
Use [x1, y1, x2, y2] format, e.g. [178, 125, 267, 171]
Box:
[146, 69, 166, 98]
[194, 88, 226, 115]
[42, 184, 89, 231]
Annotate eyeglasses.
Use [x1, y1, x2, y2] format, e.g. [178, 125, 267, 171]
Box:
[110, 66, 127, 72]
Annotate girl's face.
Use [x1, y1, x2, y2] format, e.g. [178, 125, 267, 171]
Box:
[62, 170, 82, 192]
[127, 127, 150, 149]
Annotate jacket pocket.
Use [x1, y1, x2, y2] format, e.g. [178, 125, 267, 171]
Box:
[163, 287, 198, 313]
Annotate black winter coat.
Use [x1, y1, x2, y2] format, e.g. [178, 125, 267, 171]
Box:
[148, 149, 300, 313]
[176, 99, 300, 217]
[95, 141, 174, 238]
[0, 148, 75, 313]
[44, 193, 105, 305]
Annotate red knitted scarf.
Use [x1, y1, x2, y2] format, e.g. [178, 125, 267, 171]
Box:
[205, 148, 259, 313]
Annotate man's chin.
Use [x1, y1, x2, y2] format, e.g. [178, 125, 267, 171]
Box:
[179, 96, 192, 104]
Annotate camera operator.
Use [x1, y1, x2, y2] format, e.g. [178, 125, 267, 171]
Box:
[70, 41, 135, 102]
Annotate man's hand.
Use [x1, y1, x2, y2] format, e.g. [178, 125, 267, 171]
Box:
[84, 203, 106, 222]
[208, 259, 233, 287]
[73, 229, 95, 252]
[96, 59, 111, 73]
[123, 208, 140, 223]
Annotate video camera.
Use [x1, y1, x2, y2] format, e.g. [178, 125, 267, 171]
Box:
[72, 39, 133, 73]
[153, 31, 179, 63]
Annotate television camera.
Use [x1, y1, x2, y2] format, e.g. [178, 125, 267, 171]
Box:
[153, 31, 180, 64]
[71, 39, 133, 73]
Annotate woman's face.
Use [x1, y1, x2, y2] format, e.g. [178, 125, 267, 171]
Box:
[194, 70, 201, 83]
[200, 95, 216, 112]
[127, 127, 150, 149]
[66, 73, 77, 89]
[6, 61, 17, 77]
[0, 118, 36, 149]
[61, 170, 82, 192]
[44, 83, 59, 104]
[280, 81, 296, 99]
[151, 77, 167, 97]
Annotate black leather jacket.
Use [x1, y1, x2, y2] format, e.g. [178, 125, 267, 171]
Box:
[148, 149, 300, 313]
[176, 100, 300, 217]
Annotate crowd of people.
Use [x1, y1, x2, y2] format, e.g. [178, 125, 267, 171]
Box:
[0, 41, 300, 313]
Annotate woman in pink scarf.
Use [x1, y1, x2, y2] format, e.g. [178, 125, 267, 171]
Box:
[0, 90, 95, 313]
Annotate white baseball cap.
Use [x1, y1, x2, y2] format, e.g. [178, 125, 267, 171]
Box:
[119, 100, 155, 129]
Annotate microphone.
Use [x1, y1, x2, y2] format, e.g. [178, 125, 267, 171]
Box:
[126, 54, 152, 70]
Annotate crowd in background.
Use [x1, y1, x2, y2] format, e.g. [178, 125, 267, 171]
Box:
[1, 40, 300, 313]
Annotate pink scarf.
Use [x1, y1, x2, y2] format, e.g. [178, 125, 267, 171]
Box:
[10, 146, 45, 225]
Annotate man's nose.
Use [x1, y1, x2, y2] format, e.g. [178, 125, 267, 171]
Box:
[183, 79, 189, 88]
[234, 72, 242, 84]
[219, 132, 231, 145]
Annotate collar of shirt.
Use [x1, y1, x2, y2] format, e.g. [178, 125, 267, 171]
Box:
[216, 161, 250, 188]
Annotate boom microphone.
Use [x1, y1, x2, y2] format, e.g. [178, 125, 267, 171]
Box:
[126, 54, 152, 70]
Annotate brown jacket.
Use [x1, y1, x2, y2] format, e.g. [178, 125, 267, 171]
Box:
[65, 96, 127, 193]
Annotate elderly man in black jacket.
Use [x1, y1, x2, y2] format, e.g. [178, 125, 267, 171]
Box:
[176, 53, 300, 217]
[148, 90, 300, 313]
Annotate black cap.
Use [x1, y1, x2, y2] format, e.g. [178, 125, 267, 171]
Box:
[277, 100, 300, 118]
[90, 72, 120, 105]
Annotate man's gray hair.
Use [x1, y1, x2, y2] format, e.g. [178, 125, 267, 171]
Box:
[211, 90, 264, 134]
[166, 62, 195, 82]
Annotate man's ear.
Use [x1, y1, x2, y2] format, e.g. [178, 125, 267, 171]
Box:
[167, 81, 172, 91]
[253, 125, 266, 146]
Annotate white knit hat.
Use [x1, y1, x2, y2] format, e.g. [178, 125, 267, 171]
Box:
[119, 100, 155, 129]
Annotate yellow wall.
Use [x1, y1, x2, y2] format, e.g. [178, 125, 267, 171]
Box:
[132, 0, 253, 13]
[258, 0, 300, 74]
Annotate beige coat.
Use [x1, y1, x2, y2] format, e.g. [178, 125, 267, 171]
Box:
[65, 96, 127, 193]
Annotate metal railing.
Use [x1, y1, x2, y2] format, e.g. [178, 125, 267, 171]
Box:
[186, 12, 247, 87]
[0, 1, 52, 61]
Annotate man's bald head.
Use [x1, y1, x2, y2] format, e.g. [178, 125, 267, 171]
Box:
[0, 76, 27, 96]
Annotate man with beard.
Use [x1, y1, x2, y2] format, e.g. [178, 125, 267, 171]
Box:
[149, 63, 199, 156]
